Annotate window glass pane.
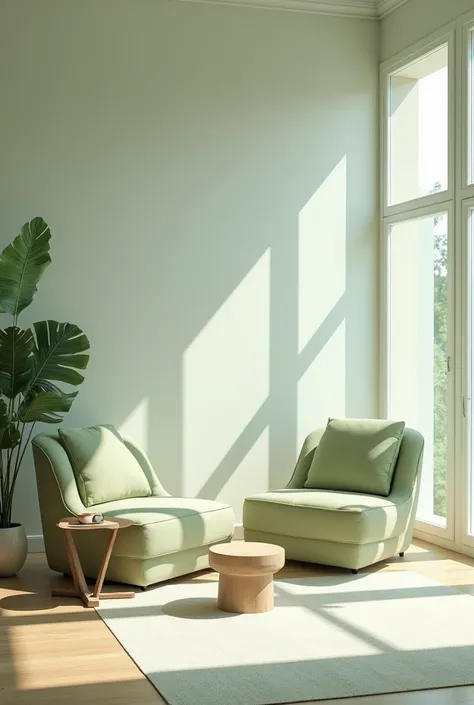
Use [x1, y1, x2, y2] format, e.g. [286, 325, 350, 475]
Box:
[388, 212, 449, 527]
[388, 44, 448, 206]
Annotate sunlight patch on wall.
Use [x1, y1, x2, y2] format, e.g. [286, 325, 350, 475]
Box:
[118, 397, 149, 452]
[214, 427, 269, 523]
[298, 156, 347, 355]
[183, 251, 270, 497]
[297, 320, 346, 449]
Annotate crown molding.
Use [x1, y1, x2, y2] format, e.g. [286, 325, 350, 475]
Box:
[377, 0, 410, 18]
[177, 0, 411, 18]
[178, 0, 380, 19]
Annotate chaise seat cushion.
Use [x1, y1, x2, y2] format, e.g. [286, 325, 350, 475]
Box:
[91, 496, 234, 559]
[243, 489, 412, 545]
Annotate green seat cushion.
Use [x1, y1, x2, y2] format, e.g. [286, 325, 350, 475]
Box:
[93, 496, 235, 559]
[59, 425, 152, 507]
[243, 488, 412, 544]
[304, 418, 405, 497]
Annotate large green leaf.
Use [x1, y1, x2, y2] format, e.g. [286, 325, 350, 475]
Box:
[30, 320, 90, 389]
[18, 390, 78, 424]
[0, 400, 20, 449]
[0, 327, 34, 398]
[0, 218, 51, 318]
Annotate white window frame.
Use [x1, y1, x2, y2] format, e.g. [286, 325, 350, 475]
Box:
[459, 197, 474, 550]
[380, 25, 455, 220]
[459, 13, 474, 199]
[457, 11, 474, 555]
[378, 9, 474, 557]
[380, 24, 456, 543]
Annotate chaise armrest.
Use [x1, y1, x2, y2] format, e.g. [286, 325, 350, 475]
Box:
[285, 428, 325, 489]
[32, 434, 88, 517]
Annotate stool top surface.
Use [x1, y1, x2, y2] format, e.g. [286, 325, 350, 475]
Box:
[210, 541, 284, 559]
[57, 517, 133, 530]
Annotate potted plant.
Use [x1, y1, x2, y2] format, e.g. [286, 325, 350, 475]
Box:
[0, 217, 90, 577]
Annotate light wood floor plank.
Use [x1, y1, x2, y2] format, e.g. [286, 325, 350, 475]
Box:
[1, 540, 474, 704]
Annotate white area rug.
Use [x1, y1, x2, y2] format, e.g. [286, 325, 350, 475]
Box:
[97, 571, 474, 705]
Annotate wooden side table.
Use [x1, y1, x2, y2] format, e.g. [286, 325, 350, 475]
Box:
[52, 517, 135, 608]
[209, 542, 285, 614]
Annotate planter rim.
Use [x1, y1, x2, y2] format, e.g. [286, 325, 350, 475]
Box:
[0, 523, 23, 530]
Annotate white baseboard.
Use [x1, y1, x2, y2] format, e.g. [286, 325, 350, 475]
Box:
[28, 534, 45, 553]
[413, 528, 474, 559]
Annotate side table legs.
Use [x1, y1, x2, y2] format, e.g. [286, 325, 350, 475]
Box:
[92, 528, 118, 598]
[52, 528, 135, 608]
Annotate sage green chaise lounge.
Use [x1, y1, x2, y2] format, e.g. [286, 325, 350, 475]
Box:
[243, 421, 424, 572]
[33, 425, 234, 588]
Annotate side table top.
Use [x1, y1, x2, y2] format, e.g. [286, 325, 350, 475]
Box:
[58, 517, 133, 531]
[210, 542, 284, 559]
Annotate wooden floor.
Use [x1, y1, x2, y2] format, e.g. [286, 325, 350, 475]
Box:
[2, 541, 474, 704]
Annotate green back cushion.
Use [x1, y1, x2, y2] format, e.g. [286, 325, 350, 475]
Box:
[59, 425, 152, 507]
[304, 418, 405, 496]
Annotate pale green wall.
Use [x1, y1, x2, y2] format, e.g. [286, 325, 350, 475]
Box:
[0, 0, 379, 539]
[381, 0, 474, 60]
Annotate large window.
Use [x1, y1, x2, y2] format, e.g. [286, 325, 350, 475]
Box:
[382, 25, 455, 543]
[381, 12, 474, 555]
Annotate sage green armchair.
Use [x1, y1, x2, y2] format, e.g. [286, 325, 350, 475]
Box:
[243, 426, 424, 572]
[32, 429, 234, 588]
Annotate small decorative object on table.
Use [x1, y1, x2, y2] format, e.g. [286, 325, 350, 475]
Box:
[77, 512, 104, 524]
[209, 542, 285, 614]
[52, 517, 134, 608]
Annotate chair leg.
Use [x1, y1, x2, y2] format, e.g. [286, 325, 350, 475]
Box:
[399, 552, 405, 558]
[351, 569, 358, 574]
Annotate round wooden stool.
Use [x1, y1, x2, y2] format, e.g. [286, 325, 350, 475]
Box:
[209, 542, 285, 614]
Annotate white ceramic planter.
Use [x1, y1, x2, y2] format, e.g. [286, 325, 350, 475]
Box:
[0, 524, 28, 577]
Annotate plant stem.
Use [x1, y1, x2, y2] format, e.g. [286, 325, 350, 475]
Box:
[5, 423, 36, 527]
[3, 426, 24, 527]
[2, 449, 14, 527]
[7, 396, 14, 423]
[4, 446, 13, 499]
[0, 450, 4, 527]
[13, 423, 26, 478]
[0, 443, 4, 501]
[13, 423, 34, 481]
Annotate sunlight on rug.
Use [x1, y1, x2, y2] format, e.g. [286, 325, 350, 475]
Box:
[97, 571, 474, 705]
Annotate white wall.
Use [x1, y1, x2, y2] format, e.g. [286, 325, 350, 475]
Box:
[0, 0, 379, 539]
[381, 0, 474, 60]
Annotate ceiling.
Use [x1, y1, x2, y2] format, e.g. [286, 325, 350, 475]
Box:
[178, 0, 410, 18]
